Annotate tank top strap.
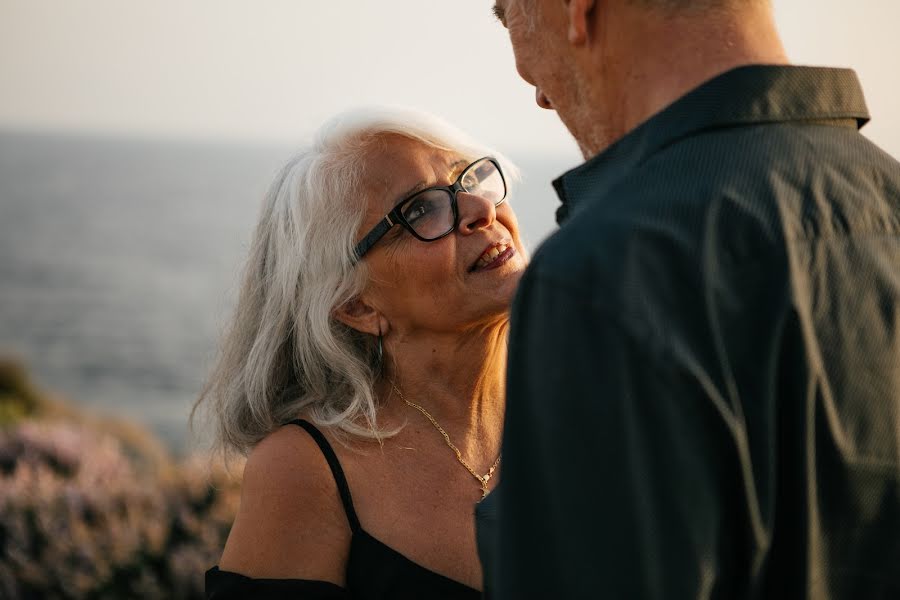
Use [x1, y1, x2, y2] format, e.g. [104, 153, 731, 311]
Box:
[286, 419, 361, 534]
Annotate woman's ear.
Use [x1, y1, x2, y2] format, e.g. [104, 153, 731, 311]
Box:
[333, 297, 388, 337]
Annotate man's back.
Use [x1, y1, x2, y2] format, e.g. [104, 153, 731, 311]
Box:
[483, 66, 900, 599]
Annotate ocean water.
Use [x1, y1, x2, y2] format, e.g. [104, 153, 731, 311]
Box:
[0, 131, 573, 452]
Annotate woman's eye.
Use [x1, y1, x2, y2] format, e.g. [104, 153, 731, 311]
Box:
[405, 205, 424, 222]
[404, 200, 433, 223]
[461, 171, 480, 190]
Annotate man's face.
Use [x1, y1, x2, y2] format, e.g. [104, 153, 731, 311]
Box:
[493, 0, 598, 157]
[494, 0, 568, 111]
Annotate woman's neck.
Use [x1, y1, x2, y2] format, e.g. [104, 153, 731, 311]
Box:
[379, 317, 508, 460]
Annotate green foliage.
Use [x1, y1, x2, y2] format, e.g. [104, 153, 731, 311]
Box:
[0, 359, 45, 426]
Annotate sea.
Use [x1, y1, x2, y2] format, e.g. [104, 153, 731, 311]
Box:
[0, 130, 575, 453]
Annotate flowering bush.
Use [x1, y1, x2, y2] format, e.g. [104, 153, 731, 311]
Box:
[0, 363, 243, 599]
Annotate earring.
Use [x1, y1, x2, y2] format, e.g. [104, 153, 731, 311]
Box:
[375, 329, 384, 375]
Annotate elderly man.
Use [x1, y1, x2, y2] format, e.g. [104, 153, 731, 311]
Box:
[478, 1, 900, 598]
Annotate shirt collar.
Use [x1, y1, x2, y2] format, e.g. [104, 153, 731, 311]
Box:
[552, 65, 870, 224]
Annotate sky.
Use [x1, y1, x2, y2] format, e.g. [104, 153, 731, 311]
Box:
[1, 0, 899, 159]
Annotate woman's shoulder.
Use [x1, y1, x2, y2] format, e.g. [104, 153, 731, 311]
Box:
[245, 420, 338, 490]
[216, 421, 352, 584]
[246, 421, 345, 493]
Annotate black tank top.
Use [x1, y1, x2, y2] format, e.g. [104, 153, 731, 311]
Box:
[206, 419, 481, 600]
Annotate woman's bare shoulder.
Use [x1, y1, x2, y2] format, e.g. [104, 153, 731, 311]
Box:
[218, 422, 352, 585]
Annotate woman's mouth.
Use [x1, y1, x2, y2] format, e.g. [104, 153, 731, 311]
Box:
[471, 243, 515, 272]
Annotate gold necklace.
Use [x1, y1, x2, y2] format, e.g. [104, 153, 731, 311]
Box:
[391, 381, 501, 499]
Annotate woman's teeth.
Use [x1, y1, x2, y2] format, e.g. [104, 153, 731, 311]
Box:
[476, 244, 510, 269]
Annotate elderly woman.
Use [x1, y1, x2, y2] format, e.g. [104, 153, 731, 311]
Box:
[198, 108, 527, 599]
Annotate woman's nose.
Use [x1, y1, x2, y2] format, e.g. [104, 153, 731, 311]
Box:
[456, 191, 497, 234]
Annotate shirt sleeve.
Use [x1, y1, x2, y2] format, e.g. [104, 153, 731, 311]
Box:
[490, 269, 750, 599]
[206, 567, 352, 600]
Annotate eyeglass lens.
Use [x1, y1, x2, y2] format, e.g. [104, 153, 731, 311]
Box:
[399, 159, 506, 240]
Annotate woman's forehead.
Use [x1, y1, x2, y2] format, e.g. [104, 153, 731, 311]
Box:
[367, 135, 460, 175]
[363, 137, 466, 207]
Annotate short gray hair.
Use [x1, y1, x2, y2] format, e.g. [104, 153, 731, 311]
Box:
[516, 0, 763, 19]
[627, 0, 768, 12]
[194, 107, 516, 456]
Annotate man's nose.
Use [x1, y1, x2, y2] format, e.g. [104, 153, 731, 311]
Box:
[456, 191, 497, 233]
[536, 88, 553, 110]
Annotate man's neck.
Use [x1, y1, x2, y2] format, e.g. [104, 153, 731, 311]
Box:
[579, 4, 789, 157]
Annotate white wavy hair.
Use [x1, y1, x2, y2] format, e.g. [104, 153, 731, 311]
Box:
[194, 107, 518, 456]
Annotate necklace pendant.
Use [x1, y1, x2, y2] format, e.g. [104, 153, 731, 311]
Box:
[392, 381, 502, 501]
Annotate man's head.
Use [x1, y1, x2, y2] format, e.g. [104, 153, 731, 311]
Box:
[493, 0, 591, 151]
[493, 0, 787, 158]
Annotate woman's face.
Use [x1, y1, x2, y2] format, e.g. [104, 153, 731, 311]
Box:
[356, 135, 528, 337]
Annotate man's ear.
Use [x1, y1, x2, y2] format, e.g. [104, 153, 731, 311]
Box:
[566, 0, 596, 46]
[333, 297, 387, 337]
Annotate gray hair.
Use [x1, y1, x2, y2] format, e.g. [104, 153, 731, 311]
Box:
[194, 107, 517, 456]
[627, 0, 769, 12]
[516, 0, 764, 21]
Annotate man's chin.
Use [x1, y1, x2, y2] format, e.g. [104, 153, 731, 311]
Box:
[556, 108, 611, 160]
[571, 128, 611, 161]
[576, 139, 595, 161]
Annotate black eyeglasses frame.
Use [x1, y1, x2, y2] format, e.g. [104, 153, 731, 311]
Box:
[353, 156, 506, 260]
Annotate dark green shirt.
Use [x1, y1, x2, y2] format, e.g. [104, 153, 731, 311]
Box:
[477, 66, 900, 599]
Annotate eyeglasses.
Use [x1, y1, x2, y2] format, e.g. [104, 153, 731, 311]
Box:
[353, 157, 507, 259]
